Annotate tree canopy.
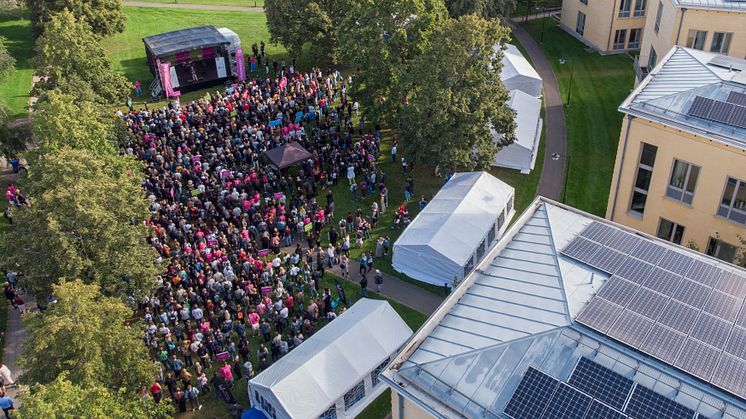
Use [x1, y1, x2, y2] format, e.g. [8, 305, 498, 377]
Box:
[444, 0, 517, 18]
[19, 280, 157, 390]
[0, 36, 15, 83]
[338, 0, 448, 125]
[399, 15, 515, 169]
[18, 372, 173, 419]
[31, 10, 129, 104]
[26, 0, 126, 37]
[0, 148, 159, 302]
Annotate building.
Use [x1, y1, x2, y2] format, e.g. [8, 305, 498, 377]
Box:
[382, 196, 746, 418]
[248, 299, 412, 419]
[560, 0, 647, 54]
[607, 46, 746, 264]
[393, 172, 515, 286]
[636, 0, 746, 81]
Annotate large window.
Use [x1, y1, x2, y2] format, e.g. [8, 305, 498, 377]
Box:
[619, 0, 632, 17]
[654, 1, 663, 34]
[488, 222, 497, 244]
[707, 237, 737, 263]
[477, 238, 487, 261]
[629, 142, 657, 216]
[629, 28, 642, 49]
[580, 0, 588, 5]
[649, 48, 658, 69]
[614, 30, 628, 50]
[686, 30, 707, 50]
[463, 255, 475, 277]
[718, 177, 746, 225]
[576, 12, 587, 36]
[666, 159, 699, 205]
[633, 0, 646, 16]
[657, 218, 685, 245]
[498, 211, 506, 230]
[711, 32, 733, 54]
[319, 406, 337, 419]
[344, 381, 366, 411]
[371, 358, 389, 387]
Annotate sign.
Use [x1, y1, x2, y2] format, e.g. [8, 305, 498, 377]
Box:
[169, 65, 180, 89]
[192, 156, 201, 163]
[235, 48, 246, 81]
[220, 169, 230, 179]
[269, 119, 282, 128]
[273, 192, 284, 200]
[216, 57, 227, 78]
[207, 239, 218, 246]
[260, 286, 273, 295]
[258, 248, 270, 257]
[304, 223, 313, 233]
[215, 351, 231, 362]
[191, 189, 201, 197]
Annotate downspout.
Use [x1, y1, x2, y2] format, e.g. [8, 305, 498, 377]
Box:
[674, 8, 687, 45]
[610, 115, 634, 221]
[607, 0, 620, 51]
[398, 393, 405, 419]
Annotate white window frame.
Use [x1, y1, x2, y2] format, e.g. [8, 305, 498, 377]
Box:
[666, 159, 699, 205]
[706, 237, 737, 263]
[633, 0, 646, 16]
[629, 142, 657, 217]
[718, 177, 746, 225]
[654, 1, 663, 34]
[619, 0, 632, 17]
[628, 28, 642, 48]
[656, 218, 685, 245]
[576, 12, 587, 36]
[711, 32, 733, 54]
[686, 29, 708, 50]
[614, 29, 628, 50]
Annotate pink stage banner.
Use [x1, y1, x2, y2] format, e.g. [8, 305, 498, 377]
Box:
[160, 62, 181, 98]
[235, 48, 246, 81]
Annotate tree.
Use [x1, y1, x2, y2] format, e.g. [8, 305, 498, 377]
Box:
[264, 0, 351, 62]
[19, 280, 157, 390]
[444, 0, 517, 18]
[26, 0, 126, 37]
[0, 148, 159, 302]
[0, 117, 32, 159]
[0, 36, 14, 82]
[18, 373, 173, 419]
[31, 10, 129, 104]
[398, 15, 515, 169]
[338, 0, 448, 125]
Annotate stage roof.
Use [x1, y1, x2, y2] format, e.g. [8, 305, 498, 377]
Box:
[263, 142, 312, 170]
[143, 26, 230, 57]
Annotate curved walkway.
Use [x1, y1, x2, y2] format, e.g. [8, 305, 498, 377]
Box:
[509, 19, 567, 201]
[123, 1, 261, 11]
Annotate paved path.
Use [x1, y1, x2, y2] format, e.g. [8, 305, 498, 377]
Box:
[123, 1, 261, 11]
[510, 20, 567, 201]
[2, 293, 35, 406]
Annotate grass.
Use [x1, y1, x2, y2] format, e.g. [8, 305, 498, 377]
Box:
[132, 0, 264, 7]
[0, 9, 34, 118]
[520, 19, 634, 216]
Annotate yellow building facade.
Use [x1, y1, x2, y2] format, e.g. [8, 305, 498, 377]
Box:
[608, 46, 746, 263]
[560, 0, 647, 53]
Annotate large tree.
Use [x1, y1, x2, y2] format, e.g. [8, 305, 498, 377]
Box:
[338, 0, 448, 125]
[399, 15, 515, 169]
[0, 148, 159, 302]
[18, 373, 173, 419]
[264, 0, 351, 62]
[19, 280, 157, 390]
[444, 0, 517, 18]
[31, 10, 129, 104]
[0, 36, 14, 82]
[26, 0, 126, 37]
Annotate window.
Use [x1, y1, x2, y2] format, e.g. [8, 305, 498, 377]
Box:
[629, 142, 657, 216]
[686, 30, 707, 50]
[614, 30, 628, 50]
[580, 0, 588, 5]
[488, 222, 496, 244]
[654, 1, 663, 34]
[498, 211, 506, 230]
[576, 12, 586, 36]
[657, 218, 685, 245]
[344, 381, 366, 411]
[319, 406, 337, 419]
[718, 177, 746, 225]
[707, 237, 737, 262]
[371, 358, 389, 387]
[711, 32, 733, 54]
[477, 238, 487, 261]
[649, 48, 658, 69]
[633, 0, 646, 16]
[666, 159, 700, 205]
[507, 196, 513, 214]
[463, 255, 475, 277]
[629, 29, 642, 48]
[619, 0, 632, 17]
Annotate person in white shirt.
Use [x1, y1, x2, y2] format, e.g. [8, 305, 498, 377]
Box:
[0, 363, 14, 385]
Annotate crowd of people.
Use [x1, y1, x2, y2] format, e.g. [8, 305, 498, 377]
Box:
[121, 66, 405, 412]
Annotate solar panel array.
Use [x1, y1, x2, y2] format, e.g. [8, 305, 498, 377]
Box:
[564, 221, 746, 400]
[503, 358, 698, 419]
[687, 95, 746, 130]
[727, 91, 746, 107]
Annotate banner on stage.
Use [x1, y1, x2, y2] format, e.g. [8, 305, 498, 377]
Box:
[216, 57, 227, 78]
[235, 48, 246, 81]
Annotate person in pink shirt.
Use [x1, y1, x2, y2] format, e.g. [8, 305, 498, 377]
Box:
[219, 363, 233, 382]
[248, 309, 260, 336]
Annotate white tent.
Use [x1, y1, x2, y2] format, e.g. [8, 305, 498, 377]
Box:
[217, 27, 241, 53]
[500, 44, 543, 98]
[492, 90, 543, 173]
[393, 172, 515, 286]
[248, 299, 412, 419]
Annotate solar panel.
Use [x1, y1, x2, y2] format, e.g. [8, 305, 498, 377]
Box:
[703, 290, 741, 322]
[639, 323, 687, 365]
[715, 271, 746, 299]
[562, 237, 600, 263]
[624, 385, 695, 419]
[711, 354, 746, 400]
[729, 104, 746, 130]
[583, 400, 627, 419]
[672, 279, 713, 309]
[727, 91, 746, 106]
[608, 310, 654, 348]
[643, 268, 683, 296]
[690, 313, 733, 348]
[595, 228, 626, 248]
[576, 298, 625, 334]
[709, 100, 735, 124]
[630, 241, 667, 265]
[614, 257, 655, 284]
[598, 276, 640, 306]
[686, 260, 722, 287]
[504, 367, 559, 419]
[605, 232, 641, 254]
[688, 96, 715, 119]
[568, 357, 634, 411]
[626, 287, 669, 320]
[725, 325, 746, 360]
[658, 300, 700, 334]
[656, 251, 693, 276]
[541, 383, 592, 419]
[675, 338, 720, 381]
[580, 222, 615, 244]
[589, 248, 628, 274]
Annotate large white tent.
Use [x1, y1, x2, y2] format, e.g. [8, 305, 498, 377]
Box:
[492, 90, 543, 173]
[393, 172, 515, 286]
[500, 44, 543, 98]
[248, 299, 412, 419]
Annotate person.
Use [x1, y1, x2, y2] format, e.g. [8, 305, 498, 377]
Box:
[419, 195, 428, 210]
[185, 383, 202, 411]
[173, 386, 187, 413]
[375, 270, 383, 292]
[391, 143, 397, 162]
[134, 80, 142, 97]
[150, 381, 163, 403]
[359, 273, 368, 298]
[0, 389, 12, 419]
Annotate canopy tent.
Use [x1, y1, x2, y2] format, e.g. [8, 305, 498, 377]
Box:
[248, 299, 412, 419]
[143, 26, 230, 57]
[491, 90, 543, 173]
[393, 172, 515, 286]
[217, 27, 241, 54]
[500, 44, 543, 98]
[262, 143, 312, 170]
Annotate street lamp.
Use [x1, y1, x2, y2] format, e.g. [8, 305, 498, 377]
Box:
[560, 58, 576, 107]
[540, 6, 547, 44]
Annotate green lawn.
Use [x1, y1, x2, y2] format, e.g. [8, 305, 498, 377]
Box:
[520, 19, 633, 216]
[133, 0, 264, 7]
[0, 10, 34, 117]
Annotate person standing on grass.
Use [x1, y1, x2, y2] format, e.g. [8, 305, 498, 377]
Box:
[185, 383, 202, 411]
[150, 381, 162, 404]
[359, 273, 369, 298]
